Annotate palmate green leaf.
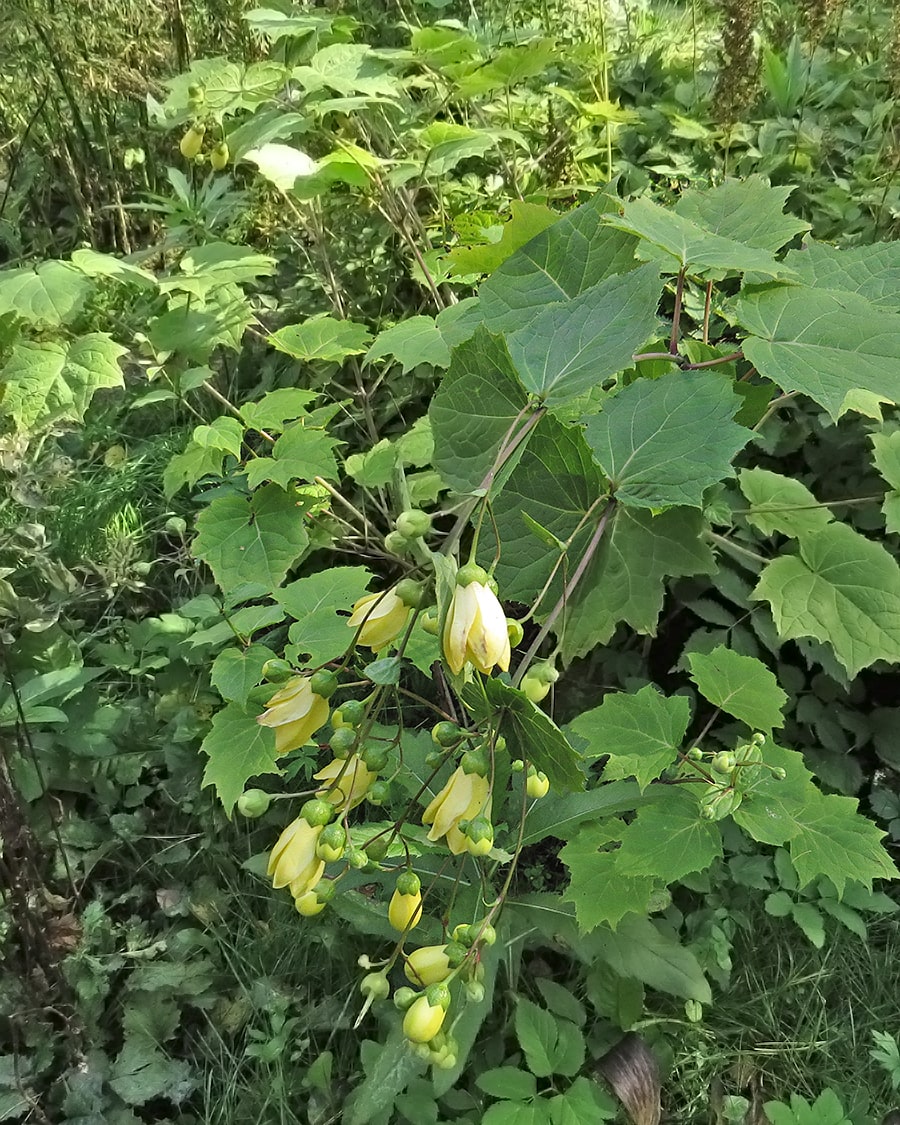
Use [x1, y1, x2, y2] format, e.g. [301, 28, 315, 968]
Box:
[603, 197, 792, 277]
[200, 702, 279, 814]
[365, 315, 451, 372]
[548, 1077, 617, 1124]
[752, 522, 900, 677]
[149, 290, 252, 362]
[163, 443, 229, 497]
[480, 191, 639, 336]
[210, 643, 275, 705]
[192, 416, 244, 458]
[557, 505, 715, 661]
[0, 333, 126, 430]
[738, 467, 832, 537]
[783, 239, 900, 309]
[483, 1102, 552, 1125]
[764, 1089, 852, 1125]
[243, 422, 342, 488]
[278, 566, 373, 665]
[418, 121, 497, 176]
[456, 38, 557, 96]
[687, 646, 787, 731]
[70, 247, 157, 287]
[515, 997, 584, 1078]
[870, 431, 900, 534]
[172, 241, 277, 293]
[473, 677, 584, 791]
[269, 315, 371, 362]
[614, 788, 723, 883]
[0, 260, 92, 326]
[674, 176, 809, 252]
[193, 484, 310, 594]
[584, 914, 712, 1003]
[446, 200, 558, 278]
[240, 388, 318, 432]
[294, 43, 398, 97]
[506, 263, 663, 405]
[566, 685, 689, 790]
[520, 781, 658, 846]
[733, 741, 816, 846]
[581, 372, 750, 508]
[430, 328, 531, 494]
[731, 284, 900, 420]
[561, 826, 658, 930]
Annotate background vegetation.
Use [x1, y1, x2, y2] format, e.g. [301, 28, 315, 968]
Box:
[2, 1, 900, 1123]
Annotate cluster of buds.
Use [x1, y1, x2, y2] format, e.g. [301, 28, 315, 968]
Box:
[683, 732, 786, 820]
[179, 86, 229, 169]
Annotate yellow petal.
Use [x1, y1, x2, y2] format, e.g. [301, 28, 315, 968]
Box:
[443, 583, 478, 674]
[425, 768, 476, 843]
[470, 583, 511, 671]
[257, 676, 315, 727]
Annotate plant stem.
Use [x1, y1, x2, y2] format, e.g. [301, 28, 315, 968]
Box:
[669, 268, 686, 354]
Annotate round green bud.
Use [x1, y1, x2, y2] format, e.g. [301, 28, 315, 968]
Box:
[711, 751, 736, 775]
[317, 823, 347, 863]
[420, 607, 440, 636]
[425, 750, 445, 769]
[187, 83, 204, 100]
[434, 1051, 457, 1070]
[261, 658, 293, 683]
[456, 562, 488, 588]
[236, 788, 271, 818]
[494, 735, 507, 753]
[393, 986, 418, 1011]
[464, 979, 485, 1003]
[451, 924, 473, 946]
[432, 721, 461, 748]
[686, 747, 704, 762]
[346, 846, 368, 870]
[476, 923, 496, 947]
[506, 619, 524, 646]
[394, 578, 425, 608]
[460, 749, 488, 777]
[465, 815, 493, 845]
[384, 530, 412, 556]
[360, 972, 390, 1001]
[337, 699, 366, 726]
[770, 766, 787, 781]
[522, 672, 551, 703]
[425, 982, 451, 1009]
[301, 798, 334, 827]
[510, 758, 524, 772]
[368, 780, 391, 806]
[361, 745, 389, 773]
[532, 662, 559, 685]
[365, 835, 389, 861]
[330, 726, 358, 757]
[396, 870, 421, 897]
[395, 509, 432, 539]
[310, 669, 338, 699]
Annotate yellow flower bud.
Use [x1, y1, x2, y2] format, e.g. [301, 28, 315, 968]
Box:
[526, 770, 550, 800]
[422, 766, 491, 855]
[404, 945, 452, 987]
[295, 889, 325, 916]
[443, 579, 510, 675]
[403, 994, 447, 1044]
[267, 817, 325, 892]
[389, 888, 423, 933]
[257, 676, 329, 755]
[314, 753, 375, 810]
[348, 590, 411, 650]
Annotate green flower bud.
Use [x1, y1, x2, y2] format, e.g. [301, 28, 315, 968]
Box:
[329, 726, 358, 757]
[301, 798, 334, 827]
[460, 749, 488, 777]
[337, 699, 366, 726]
[395, 509, 432, 539]
[361, 745, 389, 773]
[396, 870, 421, 897]
[477, 922, 496, 946]
[526, 771, 550, 800]
[425, 750, 444, 769]
[522, 671, 551, 703]
[456, 562, 488, 588]
[384, 530, 412, 556]
[506, 618, 524, 646]
[393, 986, 418, 1011]
[700, 786, 743, 820]
[346, 846, 368, 870]
[365, 835, 389, 861]
[420, 607, 440, 635]
[261, 658, 293, 683]
[451, 924, 473, 946]
[464, 979, 485, 1003]
[464, 815, 493, 857]
[432, 721, 462, 747]
[360, 972, 390, 1001]
[368, 779, 391, 806]
[510, 758, 525, 772]
[310, 669, 338, 699]
[686, 746, 704, 762]
[236, 788, 271, 818]
[394, 577, 425, 607]
[316, 823, 347, 863]
[433, 1051, 457, 1070]
[712, 751, 736, 775]
[770, 766, 787, 781]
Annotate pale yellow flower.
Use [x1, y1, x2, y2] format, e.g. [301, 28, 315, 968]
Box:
[389, 888, 423, 933]
[403, 994, 447, 1044]
[314, 753, 375, 810]
[422, 766, 491, 855]
[404, 945, 452, 986]
[257, 676, 329, 755]
[348, 590, 411, 650]
[443, 581, 510, 675]
[267, 816, 325, 892]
